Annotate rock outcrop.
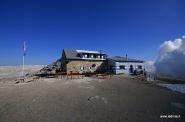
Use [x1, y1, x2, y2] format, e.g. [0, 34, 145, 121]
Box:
[26, 59, 61, 77]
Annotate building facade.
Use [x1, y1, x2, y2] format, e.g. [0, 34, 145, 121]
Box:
[61, 49, 107, 73]
[61, 49, 144, 74]
[107, 56, 144, 74]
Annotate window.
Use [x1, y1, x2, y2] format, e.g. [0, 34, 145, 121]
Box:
[97, 55, 100, 58]
[93, 54, 97, 58]
[83, 54, 87, 58]
[80, 66, 85, 71]
[87, 54, 90, 58]
[89, 67, 91, 69]
[119, 65, 126, 70]
[92, 64, 96, 67]
[91, 54, 94, 58]
[138, 65, 142, 69]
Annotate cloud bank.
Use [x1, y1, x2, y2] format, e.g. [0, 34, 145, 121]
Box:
[154, 36, 185, 80]
[144, 61, 156, 73]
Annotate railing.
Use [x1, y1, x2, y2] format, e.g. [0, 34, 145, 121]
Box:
[55, 71, 113, 79]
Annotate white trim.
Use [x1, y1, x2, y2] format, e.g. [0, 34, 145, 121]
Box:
[76, 50, 100, 54]
[81, 57, 105, 60]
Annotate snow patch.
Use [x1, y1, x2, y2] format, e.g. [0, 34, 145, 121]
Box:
[158, 83, 185, 94]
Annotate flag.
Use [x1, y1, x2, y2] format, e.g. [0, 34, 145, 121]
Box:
[23, 41, 26, 56]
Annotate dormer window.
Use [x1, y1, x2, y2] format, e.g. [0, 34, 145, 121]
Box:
[83, 54, 87, 58]
[93, 54, 97, 58]
[91, 54, 94, 58]
[80, 53, 105, 60]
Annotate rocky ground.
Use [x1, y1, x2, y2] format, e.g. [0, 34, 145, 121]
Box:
[0, 65, 45, 83]
[0, 75, 185, 122]
[0, 59, 60, 83]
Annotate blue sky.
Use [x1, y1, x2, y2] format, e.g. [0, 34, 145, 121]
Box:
[0, 0, 185, 65]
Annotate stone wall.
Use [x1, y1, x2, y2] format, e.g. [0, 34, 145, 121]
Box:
[66, 60, 104, 73]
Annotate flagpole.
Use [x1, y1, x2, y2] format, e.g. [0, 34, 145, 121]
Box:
[22, 52, 24, 77]
[22, 41, 26, 78]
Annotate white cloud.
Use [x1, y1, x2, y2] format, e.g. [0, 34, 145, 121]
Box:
[155, 36, 185, 80]
[144, 61, 156, 73]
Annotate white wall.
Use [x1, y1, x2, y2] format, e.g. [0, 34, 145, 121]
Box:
[114, 62, 144, 74]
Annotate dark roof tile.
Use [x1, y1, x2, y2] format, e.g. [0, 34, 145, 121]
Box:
[63, 49, 81, 60]
[108, 56, 144, 62]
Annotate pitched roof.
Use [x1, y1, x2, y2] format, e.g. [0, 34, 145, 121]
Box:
[63, 49, 81, 60]
[63, 48, 106, 60]
[108, 56, 144, 63]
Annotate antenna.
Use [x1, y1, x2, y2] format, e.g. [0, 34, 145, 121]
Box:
[99, 50, 102, 54]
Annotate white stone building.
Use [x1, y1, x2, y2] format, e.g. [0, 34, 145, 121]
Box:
[107, 56, 144, 74]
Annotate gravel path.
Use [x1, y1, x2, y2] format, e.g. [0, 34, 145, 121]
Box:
[0, 76, 185, 122]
